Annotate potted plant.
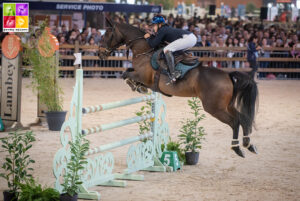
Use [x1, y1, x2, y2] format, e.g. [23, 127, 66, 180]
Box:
[61, 135, 89, 201]
[24, 23, 65, 131]
[18, 179, 60, 201]
[0, 130, 36, 201]
[178, 98, 206, 165]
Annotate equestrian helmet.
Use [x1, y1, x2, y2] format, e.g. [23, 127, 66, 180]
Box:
[151, 15, 165, 24]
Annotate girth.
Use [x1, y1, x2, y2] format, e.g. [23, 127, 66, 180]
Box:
[154, 67, 172, 97]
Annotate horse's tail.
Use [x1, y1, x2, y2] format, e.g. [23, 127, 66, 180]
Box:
[229, 71, 258, 132]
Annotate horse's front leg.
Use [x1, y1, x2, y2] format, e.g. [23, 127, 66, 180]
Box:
[122, 68, 134, 80]
[122, 70, 148, 94]
[122, 69, 138, 91]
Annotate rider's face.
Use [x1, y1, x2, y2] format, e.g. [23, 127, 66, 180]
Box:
[153, 24, 158, 33]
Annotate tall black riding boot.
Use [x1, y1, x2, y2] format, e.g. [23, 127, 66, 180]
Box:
[165, 51, 180, 83]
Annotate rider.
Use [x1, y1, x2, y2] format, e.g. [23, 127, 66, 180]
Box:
[144, 15, 197, 83]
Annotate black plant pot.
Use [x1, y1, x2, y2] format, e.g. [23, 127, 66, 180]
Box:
[185, 152, 199, 165]
[46, 111, 67, 131]
[60, 193, 78, 201]
[3, 191, 18, 201]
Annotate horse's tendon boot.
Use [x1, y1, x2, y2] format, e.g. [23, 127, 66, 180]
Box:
[125, 79, 137, 91]
[231, 140, 245, 158]
[243, 136, 258, 154]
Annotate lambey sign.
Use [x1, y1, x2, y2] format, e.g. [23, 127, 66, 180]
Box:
[1, 34, 22, 123]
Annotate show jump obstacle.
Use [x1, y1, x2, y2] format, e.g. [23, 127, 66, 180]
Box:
[53, 69, 170, 200]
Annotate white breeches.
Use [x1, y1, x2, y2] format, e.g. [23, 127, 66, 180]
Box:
[163, 33, 197, 53]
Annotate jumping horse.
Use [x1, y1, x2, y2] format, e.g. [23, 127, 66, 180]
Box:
[99, 19, 258, 158]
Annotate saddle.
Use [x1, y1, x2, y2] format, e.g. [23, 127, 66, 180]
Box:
[151, 49, 200, 76]
[150, 48, 200, 97]
[173, 50, 199, 66]
[155, 49, 199, 69]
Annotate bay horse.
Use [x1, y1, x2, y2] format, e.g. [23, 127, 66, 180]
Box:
[99, 19, 258, 158]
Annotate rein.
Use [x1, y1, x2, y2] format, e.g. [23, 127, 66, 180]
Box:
[103, 36, 145, 57]
[126, 36, 154, 58]
[134, 48, 154, 58]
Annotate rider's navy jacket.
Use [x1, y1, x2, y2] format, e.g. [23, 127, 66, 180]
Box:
[146, 25, 191, 49]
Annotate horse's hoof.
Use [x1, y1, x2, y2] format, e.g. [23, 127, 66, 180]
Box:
[232, 146, 245, 158]
[137, 86, 148, 94]
[248, 144, 258, 154]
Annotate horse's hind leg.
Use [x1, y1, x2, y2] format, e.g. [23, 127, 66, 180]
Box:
[204, 104, 245, 158]
[227, 107, 245, 158]
[239, 113, 258, 154]
[243, 135, 258, 154]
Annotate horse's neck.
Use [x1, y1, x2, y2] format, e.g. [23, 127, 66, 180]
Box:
[118, 24, 152, 57]
[128, 40, 153, 76]
[125, 34, 151, 56]
[130, 40, 152, 56]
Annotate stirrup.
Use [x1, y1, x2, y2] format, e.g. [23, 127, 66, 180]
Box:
[173, 71, 181, 79]
[166, 70, 181, 85]
[166, 74, 177, 85]
[166, 79, 176, 85]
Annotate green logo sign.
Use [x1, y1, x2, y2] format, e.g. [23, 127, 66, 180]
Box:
[3, 3, 29, 32]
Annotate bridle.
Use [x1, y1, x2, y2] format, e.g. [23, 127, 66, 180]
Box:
[102, 25, 120, 55]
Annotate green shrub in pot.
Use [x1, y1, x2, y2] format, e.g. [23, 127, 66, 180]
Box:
[23, 22, 66, 131]
[178, 98, 206, 165]
[60, 135, 89, 201]
[0, 130, 36, 201]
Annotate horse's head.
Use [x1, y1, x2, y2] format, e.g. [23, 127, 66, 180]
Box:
[99, 18, 124, 59]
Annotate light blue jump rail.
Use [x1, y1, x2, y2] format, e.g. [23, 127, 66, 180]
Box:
[53, 69, 170, 200]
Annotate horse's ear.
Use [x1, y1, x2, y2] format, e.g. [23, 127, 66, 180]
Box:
[105, 17, 114, 28]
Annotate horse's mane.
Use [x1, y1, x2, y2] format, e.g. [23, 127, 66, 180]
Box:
[116, 23, 151, 54]
[117, 23, 145, 38]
